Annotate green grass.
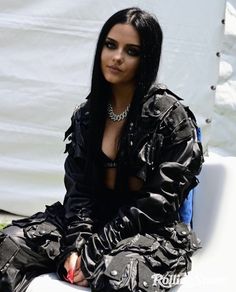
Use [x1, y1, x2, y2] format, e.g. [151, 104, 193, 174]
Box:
[0, 223, 7, 230]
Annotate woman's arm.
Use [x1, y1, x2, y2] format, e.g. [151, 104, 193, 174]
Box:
[57, 103, 95, 279]
[61, 154, 95, 253]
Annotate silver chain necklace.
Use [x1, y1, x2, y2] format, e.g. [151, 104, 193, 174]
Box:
[107, 103, 130, 122]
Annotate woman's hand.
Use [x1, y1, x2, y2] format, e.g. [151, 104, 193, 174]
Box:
[64, 252, 88, 287]
[73, 255, 88, 287]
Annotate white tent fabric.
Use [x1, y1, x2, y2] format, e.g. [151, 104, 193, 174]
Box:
[209, 1, 236, 156]
[0, 0, 227, 216]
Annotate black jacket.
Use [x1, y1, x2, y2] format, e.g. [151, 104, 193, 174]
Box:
[59, 84, 204, 291]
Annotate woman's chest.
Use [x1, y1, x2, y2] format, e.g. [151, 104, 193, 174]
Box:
[101, 118, 125, 161]
[101, 118, 162, 191]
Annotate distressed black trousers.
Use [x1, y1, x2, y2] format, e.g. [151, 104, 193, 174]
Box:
[0, 226, 56, 292]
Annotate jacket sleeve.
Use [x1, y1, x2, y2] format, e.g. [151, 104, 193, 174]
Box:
[80, 99, 204, 281]
[57, 104, 95, 278]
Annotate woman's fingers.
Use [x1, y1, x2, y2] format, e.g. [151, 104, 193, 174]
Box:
[76, 255, 81, 268]
[73, 269, 85, 283]
[76, 279, 89, 287]
[74, 264, 88, 287]
[64, 253, 88, 286]
[64, 252, 79, 283]
[64, 252, 78, 272]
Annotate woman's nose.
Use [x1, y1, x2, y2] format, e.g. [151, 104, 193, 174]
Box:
[112, 49, 124, 63]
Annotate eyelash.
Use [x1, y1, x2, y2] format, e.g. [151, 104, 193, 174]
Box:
[105, 40, 116, 50]
[104, 40, 140, 57]
[127, 48, 141, 57]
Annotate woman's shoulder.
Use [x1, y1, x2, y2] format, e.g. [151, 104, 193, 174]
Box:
[72, 100, 90, 121]
[142, 83, 196, 121]
[142, 83, 183, 117]
[64, 100, 89, 142]
[141, 83, 198, 143]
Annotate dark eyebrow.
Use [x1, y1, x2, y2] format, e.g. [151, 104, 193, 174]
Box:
[106, 37, 141, 49]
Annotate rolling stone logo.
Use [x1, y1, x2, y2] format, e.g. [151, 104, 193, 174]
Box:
[151, 273, 182, 289]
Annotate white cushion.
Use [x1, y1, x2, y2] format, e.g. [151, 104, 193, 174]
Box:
[172, 155, 236, 291]
[26, 273, 90, 292]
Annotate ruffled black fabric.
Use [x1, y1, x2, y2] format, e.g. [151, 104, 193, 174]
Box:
[12, 202, 65, 261]
[82, 223, 199, 291]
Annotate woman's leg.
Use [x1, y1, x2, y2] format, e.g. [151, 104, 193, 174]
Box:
[0, 225, 57, 292]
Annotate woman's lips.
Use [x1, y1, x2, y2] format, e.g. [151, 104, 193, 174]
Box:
[107, 65, 122, 74]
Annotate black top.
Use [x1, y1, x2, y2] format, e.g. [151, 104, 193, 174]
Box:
[99, 149, 118, 168]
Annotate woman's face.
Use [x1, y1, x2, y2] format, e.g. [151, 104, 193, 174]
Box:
[101, 23, 141, 87]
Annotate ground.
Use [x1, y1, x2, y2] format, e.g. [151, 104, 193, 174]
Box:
[0, 210, 24, 229]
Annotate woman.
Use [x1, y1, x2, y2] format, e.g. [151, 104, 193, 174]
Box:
[0, 7, 203, 292]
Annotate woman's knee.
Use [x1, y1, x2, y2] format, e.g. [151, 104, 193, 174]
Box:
[2, 225, 25, 246]
[0, 229, 20, 273]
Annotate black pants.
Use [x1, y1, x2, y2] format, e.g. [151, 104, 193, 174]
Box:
[0, 225, 57, 292]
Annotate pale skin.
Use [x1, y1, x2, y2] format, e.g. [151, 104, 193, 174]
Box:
[64, 23, 143, 286]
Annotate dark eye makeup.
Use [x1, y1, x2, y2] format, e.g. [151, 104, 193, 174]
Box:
[126, 47, 141, 57]
[104, 38, 141, 57]
[104, 40, 116, 49]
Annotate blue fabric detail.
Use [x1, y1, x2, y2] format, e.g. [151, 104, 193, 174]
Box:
[179, 127, 201, 225]
[196, 127, 202, 142]
[179, 189, 194, 224]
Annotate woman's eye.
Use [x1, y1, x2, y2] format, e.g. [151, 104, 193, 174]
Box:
[127, 47, 141, 57]
[105, 40, 116, 49]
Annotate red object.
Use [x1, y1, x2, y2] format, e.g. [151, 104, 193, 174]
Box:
[66, 269, 74, 283]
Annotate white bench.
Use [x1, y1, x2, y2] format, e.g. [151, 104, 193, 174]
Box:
[27, 155, 236, 292]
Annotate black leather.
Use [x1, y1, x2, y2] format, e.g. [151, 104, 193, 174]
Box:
[0, 226, 55, 292]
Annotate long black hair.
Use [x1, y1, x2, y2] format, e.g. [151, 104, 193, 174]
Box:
[86, 7, 163, 172]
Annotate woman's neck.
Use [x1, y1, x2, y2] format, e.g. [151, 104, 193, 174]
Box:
[110, 83, 135, 111]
